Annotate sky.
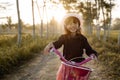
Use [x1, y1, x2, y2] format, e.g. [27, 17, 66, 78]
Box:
[0, 0, 120, 24]
[0, 0, 66, 24]
[112, 0, 120, 18]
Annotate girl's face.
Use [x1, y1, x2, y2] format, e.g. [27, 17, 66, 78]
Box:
[65, 22, 79, 33]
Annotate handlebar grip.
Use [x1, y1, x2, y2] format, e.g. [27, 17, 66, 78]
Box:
[90, 54, 97, 60]
[49, 47, 54, 53]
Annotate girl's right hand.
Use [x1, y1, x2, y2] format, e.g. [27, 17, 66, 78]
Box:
[43, 42, 54, 54]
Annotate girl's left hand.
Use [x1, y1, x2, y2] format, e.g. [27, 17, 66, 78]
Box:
[90, 54, 98, 60]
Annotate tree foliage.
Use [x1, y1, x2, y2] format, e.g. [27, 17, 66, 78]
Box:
[112, 18, 120, 30]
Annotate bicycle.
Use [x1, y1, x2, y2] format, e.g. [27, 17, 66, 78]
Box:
[50, 47, 96, 80]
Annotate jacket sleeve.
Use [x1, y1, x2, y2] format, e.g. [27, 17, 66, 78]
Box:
[53, 35, 64, 49]
[83, 37, 98, 57]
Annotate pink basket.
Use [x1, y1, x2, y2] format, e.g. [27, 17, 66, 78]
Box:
[57, 62, 92, 80]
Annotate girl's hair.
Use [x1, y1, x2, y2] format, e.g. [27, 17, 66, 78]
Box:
[64, 16, 81, 34]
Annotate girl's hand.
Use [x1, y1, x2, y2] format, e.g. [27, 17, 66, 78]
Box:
[43, 42, 54, 54]
[90, 54, 98, 60]
[90, 54, 99, 64]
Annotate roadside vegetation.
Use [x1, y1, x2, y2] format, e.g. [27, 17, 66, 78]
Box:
[0, 34, 54, 76]
[88, 33, 120, 80]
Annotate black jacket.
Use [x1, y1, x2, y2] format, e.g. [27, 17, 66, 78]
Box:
[53, 34, 97, 62]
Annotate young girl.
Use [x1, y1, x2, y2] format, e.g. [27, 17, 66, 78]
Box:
[44, 13, 98, 80]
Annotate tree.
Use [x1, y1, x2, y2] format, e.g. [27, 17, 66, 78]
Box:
[112, 18, 120, 30]
[16, 0, 22, 46]
[32, 0, 35, 39]
[60, 0, 77, 13]
[7, 16, 12, 29]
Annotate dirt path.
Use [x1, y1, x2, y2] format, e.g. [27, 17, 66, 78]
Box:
[1, 53, 60, 80]
[0, 53, 105, 80]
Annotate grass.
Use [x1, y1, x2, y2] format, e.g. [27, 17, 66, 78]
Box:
[0, 34, 54, 76]
[88, 34, 120, 80]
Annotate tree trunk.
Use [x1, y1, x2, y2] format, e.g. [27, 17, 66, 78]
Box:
[32, 0, 35, 39]
[16, 0, 22, 47]
[118, 31, 120, 46]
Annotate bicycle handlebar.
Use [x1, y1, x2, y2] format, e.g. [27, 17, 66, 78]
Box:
[50, 47, 95, 66]
[50, 47, 68, 62]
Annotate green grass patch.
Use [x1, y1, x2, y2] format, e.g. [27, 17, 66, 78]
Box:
[0, 34, 54, 76]
[88, 34, 120, 79]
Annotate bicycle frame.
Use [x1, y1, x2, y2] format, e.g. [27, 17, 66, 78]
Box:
[50, 47, 95, 80]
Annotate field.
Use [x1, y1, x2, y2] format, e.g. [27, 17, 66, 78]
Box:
[0, 30, 120, 79]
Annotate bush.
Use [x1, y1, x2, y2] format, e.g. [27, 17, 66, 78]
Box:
[0, 35, 52, 76]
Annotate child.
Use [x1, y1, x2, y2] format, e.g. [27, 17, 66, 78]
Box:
[44, 13, 98, 80]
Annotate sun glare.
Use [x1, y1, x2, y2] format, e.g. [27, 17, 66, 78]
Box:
[37, 1, 67, 24]
[48, 4, 66, 23]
